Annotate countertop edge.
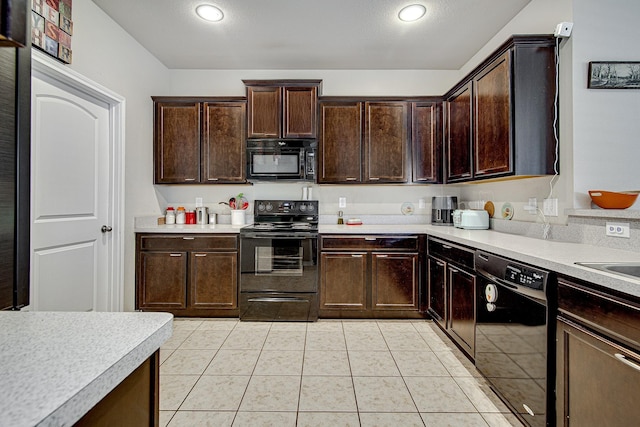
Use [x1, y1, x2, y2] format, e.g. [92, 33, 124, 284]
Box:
[41, 313, 173, 426]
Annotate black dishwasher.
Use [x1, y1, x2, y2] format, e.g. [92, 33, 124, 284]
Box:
[475, 250, 556, 427]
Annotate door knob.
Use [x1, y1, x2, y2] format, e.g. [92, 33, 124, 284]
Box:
[101, 225, 113, 233]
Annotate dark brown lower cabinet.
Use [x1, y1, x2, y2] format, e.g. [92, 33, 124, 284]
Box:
[136, 234, 238, 317]
[557, 278, 640, 427]
[427, 237, 476, 360]
[75, 351, 159, 427]
[319, 235, 424, 318]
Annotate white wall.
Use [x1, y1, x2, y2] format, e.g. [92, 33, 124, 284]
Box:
[571, 0, 640, 209]
[66, 0, 170, 311]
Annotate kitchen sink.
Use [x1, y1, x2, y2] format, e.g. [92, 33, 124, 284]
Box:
[575, 262, 640, 280]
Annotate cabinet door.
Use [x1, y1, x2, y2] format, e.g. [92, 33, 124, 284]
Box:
[448, 266, 475, 357]
[557, 318, 640, 427]
[320, 252, 367, 310]
[428, 257, 446, 327]
[364, 102, 409, 183]
[154, 102, 200, 183]
[318, 102, 363, 183]
[283, 86, 317, 138]
[372, 253, 418, 311]
[446, 83, 472, 182]
[202, 101, 246, 183]
[247, 86, 281, 138]
[190, 251, 238, 309]
[474, 51, 512, 178]
[412, 102, 442, 183]
[137, 252, 187, 309]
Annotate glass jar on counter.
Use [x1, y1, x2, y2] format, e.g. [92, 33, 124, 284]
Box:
[176, 206, 186, 224]
[165, 206, 176, 224]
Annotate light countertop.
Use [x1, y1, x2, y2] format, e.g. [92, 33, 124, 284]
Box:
[134, 218, 640, 298]
[321, 223, 640, 299]
[0, 311, 173, 427]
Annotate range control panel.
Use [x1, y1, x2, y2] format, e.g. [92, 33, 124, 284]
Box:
[505, 264, 546, 290]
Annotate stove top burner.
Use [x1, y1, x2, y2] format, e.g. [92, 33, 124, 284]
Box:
[241, 200, 319, 234]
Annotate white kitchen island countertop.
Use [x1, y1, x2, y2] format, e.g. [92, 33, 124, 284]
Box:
[0, 311, 173, 427]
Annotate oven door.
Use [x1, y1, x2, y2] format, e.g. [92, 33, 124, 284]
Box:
[475, 276, 550, 427]
[240, 234, 318, 293]
[247, 147, 305, 180]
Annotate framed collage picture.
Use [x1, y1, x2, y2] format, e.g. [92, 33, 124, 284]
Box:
[32, 0, 73, 64]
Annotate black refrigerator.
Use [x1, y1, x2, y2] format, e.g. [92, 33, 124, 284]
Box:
[0, 0, 31, 310]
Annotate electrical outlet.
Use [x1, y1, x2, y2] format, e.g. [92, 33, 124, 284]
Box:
[339, 197, 346, 208]
[419, 198, 426, 209]
[195, 197, 203, 207]
[606, 222, 630, 238]
[543, 198, 558, 216]
[524, 198, 537, 214]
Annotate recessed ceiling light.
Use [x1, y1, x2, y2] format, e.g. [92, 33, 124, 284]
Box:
[398, 4, 426, 22]
[196, 4, 224, 22]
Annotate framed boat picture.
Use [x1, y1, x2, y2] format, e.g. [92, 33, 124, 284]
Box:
[588, 61, 640, 89]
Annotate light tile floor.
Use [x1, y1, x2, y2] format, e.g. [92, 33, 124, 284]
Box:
[159, 319, 522, 427]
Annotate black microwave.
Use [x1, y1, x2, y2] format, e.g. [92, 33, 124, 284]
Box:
[247, 139, 316, 182]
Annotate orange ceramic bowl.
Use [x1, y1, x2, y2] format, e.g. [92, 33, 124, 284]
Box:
[589, 190, 639, 209]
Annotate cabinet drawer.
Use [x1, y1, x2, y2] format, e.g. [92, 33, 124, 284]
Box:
[558, 278, 640, 351]
[320, 235, 418, 251]
[427, 237, 474, 270]
[139, 234, 237, 251]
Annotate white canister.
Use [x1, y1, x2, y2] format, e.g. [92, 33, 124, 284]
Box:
[231, 210, 245, 226]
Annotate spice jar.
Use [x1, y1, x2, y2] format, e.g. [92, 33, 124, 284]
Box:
[165, 206, 176, 225]
[176, 206, 186, 224]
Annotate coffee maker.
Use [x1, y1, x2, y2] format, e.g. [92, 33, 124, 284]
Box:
[431, 196, 458, 225]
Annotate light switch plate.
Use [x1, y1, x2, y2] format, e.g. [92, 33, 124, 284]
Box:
[339, 197, 346, 208]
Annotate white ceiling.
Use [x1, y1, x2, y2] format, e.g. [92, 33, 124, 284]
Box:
[91, 0, 532, 70]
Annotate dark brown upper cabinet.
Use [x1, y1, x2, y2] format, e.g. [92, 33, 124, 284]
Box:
[412, 101, 442, 183]
[319, 99, 413, 184]
[444, 35, 557, 183]
[318, 101, 363, 183]
[319, 98, 441, 184]
[244, 80, 321, 139]
[153, 97, 246, 184]
[364, 101, 409, 183]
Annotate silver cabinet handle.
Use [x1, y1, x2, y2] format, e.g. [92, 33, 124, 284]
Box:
[369, 177, 380, 181]
[442, 244, 452, 249]
[364, 237, 376, 241]
[377, 254, 388, 258]
[615, 353, 640, 372]
[351, 254, 363, 258]
[101, 225, 113, 233]
[346, 177, 357, 181]
[170, 253, 182, 257]
[194, 253, 207, 257]
[450, 267, 460, 274]
[184, 178, 196, 181]
[182, 237, 195, 240]
[435, 261, 445, 267]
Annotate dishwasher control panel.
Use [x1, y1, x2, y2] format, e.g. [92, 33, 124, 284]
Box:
[505, 264, 545, 290]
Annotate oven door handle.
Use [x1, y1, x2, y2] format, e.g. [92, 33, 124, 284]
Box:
[247, 297, 310, 303]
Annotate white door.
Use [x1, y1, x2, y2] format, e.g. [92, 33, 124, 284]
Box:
[30, 75, 112, 312]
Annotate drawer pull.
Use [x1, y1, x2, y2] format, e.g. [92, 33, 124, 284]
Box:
[184, 178, 196, 181]
[436, 261, 445, 267]
[450, 267, 460, 274]
[352, 254, 363, 258]
[169, 253, 182, 257]
[194, 253, 207, 257]
[377, 254, 388, 258]
[442, 244, 452, 249]
[346, 177, 358, 181]
[369, 177, 380, 181]
[615, 353, 640, 372]
[182, 237, 195, 240]
[364, 237, 376, 241]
